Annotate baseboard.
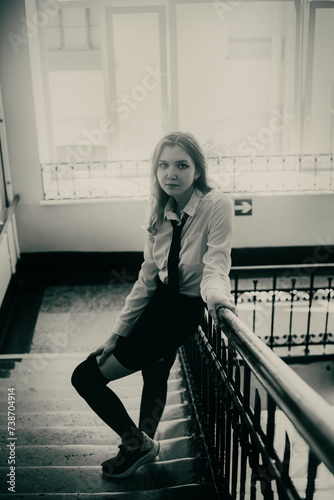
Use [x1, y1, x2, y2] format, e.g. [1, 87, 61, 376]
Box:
[18, 245, 334, 280]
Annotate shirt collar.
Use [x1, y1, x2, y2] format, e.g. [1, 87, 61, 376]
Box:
[164, 188, 203, 224]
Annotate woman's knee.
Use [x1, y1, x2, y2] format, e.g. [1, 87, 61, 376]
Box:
[71, 359, 88, 393]
[71, 356, 106, 395]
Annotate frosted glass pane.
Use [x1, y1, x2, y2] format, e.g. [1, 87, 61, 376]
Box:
[88, 8, 100, 26]
[62, 8, 86, 27]
[49, 71, 106, 152]
[110, 12, 164, 160]
[305, 9, 334, 153]
[177, 2, 296, 156]
[63, 27, 89, 50]
[46, 27, 62, 50]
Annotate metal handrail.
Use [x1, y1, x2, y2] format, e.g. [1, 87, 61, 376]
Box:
[218, 307, 334, 474]
[231, 263, 334, 271]
[0, 194, 19, 246]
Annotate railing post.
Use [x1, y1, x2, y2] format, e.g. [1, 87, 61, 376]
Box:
[323, 277, 333, 350]
[288, 278, 296, 352]
[253, 280, 258, 334]
[269, 274, 277, 350]
[305, 272, 315, 355]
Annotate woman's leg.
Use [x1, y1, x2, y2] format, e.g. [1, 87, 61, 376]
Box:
[138, 350, 177, 439]
[71, 354, 143, 447]
[97, 352, 135, 381]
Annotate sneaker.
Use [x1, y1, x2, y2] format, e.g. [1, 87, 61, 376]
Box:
[101, 432, 160, 479]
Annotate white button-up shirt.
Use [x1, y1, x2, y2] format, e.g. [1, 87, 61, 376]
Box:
[113, 188, 234, 337]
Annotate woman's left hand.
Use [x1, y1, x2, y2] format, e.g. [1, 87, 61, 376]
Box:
[206, 289, 236, 327]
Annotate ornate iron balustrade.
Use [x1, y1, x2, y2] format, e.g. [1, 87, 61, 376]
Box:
[180, 307, 334, 499]
[40, 153, 334, 200]
[230, 268, 334, 356]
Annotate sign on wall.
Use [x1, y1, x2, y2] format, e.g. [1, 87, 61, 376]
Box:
[234, 199, 252, 216]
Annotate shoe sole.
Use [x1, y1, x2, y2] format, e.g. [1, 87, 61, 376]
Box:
[102, 440, 160, 479]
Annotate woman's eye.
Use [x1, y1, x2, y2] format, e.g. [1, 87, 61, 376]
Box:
[178, 163, 188, 169]
[159, 163, 168, 169]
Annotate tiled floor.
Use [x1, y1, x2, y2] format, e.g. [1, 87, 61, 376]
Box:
[30, 283, 133, 354]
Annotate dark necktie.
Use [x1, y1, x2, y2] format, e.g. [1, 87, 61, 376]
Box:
[167, 213, 189, 295]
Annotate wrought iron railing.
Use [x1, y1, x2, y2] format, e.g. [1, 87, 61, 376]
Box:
[180, 307, 334, 499]
[230, 267, 334, 356]
[40, 153, 334, 200]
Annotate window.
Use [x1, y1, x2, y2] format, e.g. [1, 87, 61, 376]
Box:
[27, 0, 334, 199]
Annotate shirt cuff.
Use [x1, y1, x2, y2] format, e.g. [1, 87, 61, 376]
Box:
[216, 299, 236, 314]
[112, 318, 132, 338]
[202, 286, 236, 313]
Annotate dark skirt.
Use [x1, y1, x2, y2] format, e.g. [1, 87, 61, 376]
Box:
[113, 280, 204, 371]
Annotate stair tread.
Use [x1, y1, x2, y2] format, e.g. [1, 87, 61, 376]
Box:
[0, 378, 185, 397]
[0, 355, 183, 381]
[0, 483, 217, 499]
[0, 389, 188, 412]
[0, 418, 198, 445]
[0, 436, 203, 466]
[0, 403, 192, 429]
[0, 458, 209, 494]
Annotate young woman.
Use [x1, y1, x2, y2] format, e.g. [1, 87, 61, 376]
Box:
[71, 131, 235, 479]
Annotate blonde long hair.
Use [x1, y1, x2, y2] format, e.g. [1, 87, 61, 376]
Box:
[147, 132, 212, 235]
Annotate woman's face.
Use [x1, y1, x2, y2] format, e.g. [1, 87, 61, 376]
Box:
[157, 145, 199, 206]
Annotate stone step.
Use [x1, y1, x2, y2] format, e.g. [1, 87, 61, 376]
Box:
[0, 389, 188, 413]
[0, 373, 176, 390]
[0, 483, 217, 500]
[0, 458, 209, 494]
[0, 418, 198, 446]
[0, 378, 184, 398]
[0, 436, 203, 466]
[3, 354, 184, 370]
[0, 403, 192, 429]
[0, 355, 184, 388]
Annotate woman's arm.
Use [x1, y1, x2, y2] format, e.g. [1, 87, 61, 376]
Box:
[112, 232, 160, 337]
[200, 194, 235, 325]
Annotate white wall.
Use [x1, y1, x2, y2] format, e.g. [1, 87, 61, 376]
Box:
[0, 1, 333, 255]
[16, 200, 149, 252]
[0, 218, 19, 304]
[0, 234, 12, 304]
[14, 193, 334, 253]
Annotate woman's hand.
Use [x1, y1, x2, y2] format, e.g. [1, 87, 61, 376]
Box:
[87, 333, 121, 366]
[206, 289, 236, 327]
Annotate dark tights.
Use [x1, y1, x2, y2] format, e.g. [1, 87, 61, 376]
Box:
[71, 351, 177, 447]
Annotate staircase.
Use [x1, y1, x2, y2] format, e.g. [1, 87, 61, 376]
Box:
[0, 352, 217, 499]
